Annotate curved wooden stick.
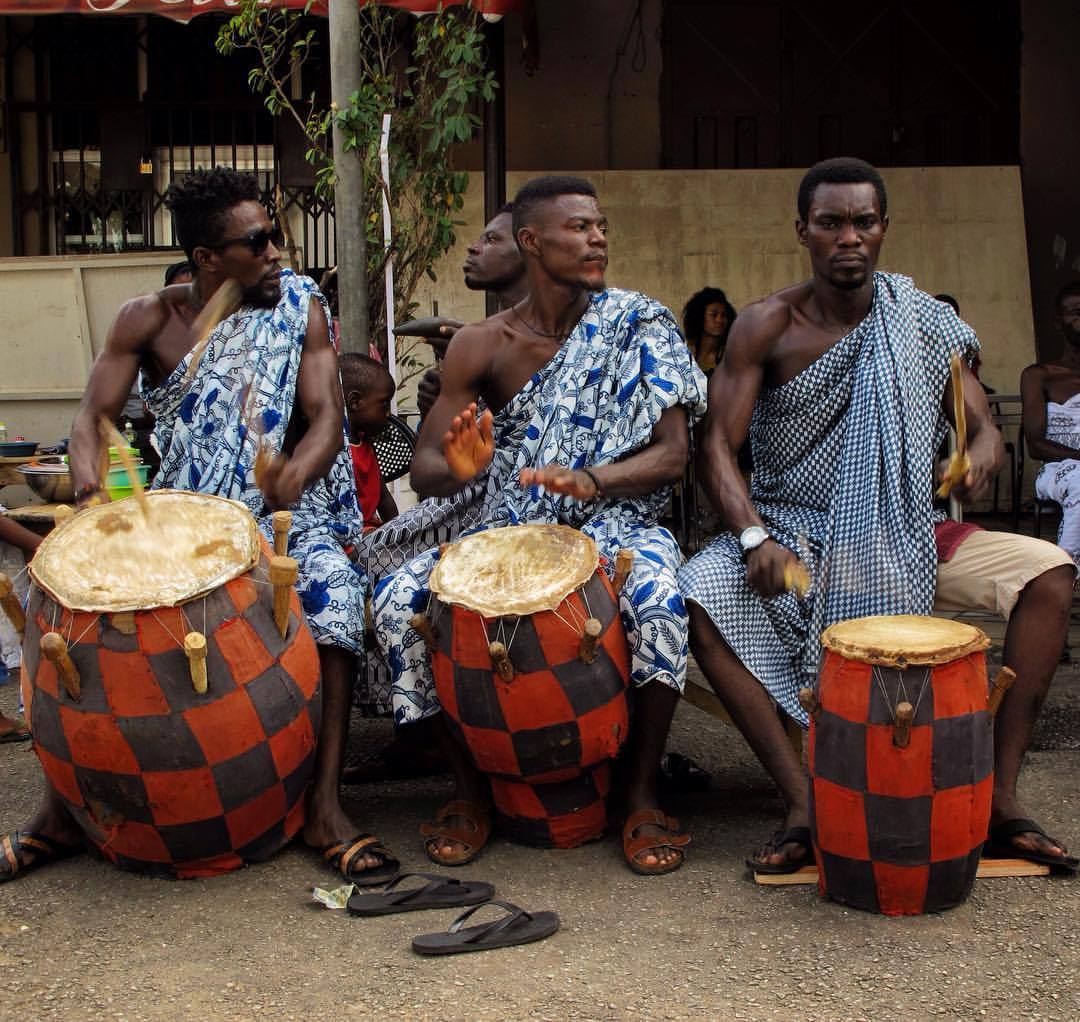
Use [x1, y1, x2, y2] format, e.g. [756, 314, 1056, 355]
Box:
[0, 573, 25, 636]
[185, 632, 208, 694]
[41, 632, 80, 700]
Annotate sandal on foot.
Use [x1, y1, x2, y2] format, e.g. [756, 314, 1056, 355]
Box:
[347, 871, 493, 917]
[420, 800, 491, 867]
[0, 715, 30, 744]
[746, 826, 815, 875]
[411, 899, 559, 956]
[322, 834, 400, 887]
[0, 831, 82, 883]
[622, 809, 690, 876]
[984, 818, 1079, 873]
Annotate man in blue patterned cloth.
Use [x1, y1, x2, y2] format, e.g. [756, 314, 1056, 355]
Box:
[0, 169, 397, 885]
[374, 175, 707, 875]
[680, 157, 1078, 875]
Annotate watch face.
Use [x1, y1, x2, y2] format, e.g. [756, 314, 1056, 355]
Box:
[740, 526, 768, 552]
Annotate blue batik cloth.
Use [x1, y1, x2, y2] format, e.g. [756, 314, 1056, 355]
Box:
[373, 287, 708, 724]
[143, 270, 367, 654]
[679, 273, 979, 726]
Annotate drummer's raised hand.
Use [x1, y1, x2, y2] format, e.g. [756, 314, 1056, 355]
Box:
[519, 465, 599, 502]
[443, 403, 494, 481]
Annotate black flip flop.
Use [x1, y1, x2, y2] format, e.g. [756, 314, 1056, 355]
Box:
[411, 899, 559, 956]
[984, 818, 1079, 873]
[746, 825, 816, 875]
[347, 872, 494, 917]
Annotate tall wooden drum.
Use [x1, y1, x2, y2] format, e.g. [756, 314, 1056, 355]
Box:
[19, 491, 321, 878]
[426, 524, 631, 848]
[809, 615, 993, 915]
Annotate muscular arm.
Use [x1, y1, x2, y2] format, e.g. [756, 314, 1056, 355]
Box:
[942, 361, 1004, 501]
[1021, 365, 1080, 462]
[69, 295, 165, 498]
[409, 325, 491, 498]
[261, 298, 344, 509]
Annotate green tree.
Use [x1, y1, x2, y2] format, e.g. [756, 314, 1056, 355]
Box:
[217, 0, 495, 388]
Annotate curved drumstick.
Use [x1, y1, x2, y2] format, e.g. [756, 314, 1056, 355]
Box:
[937, 354, 971, 498]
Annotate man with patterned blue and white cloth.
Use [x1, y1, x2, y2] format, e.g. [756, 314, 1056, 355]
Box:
[374, 175, 707, 875]
[680, 157, 1077, 876]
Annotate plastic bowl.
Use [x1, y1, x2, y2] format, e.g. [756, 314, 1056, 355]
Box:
[106, 464, 150, 502]
[0, 441, 38, 458]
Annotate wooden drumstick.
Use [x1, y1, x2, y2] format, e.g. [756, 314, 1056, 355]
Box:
[489, 641, 515, 682]
[184, 632, 209, 694]
[271, 510, 292, 556]
[0, 573, 25, 636]
[52, 505, 74, 528]
[784, 560, 811, 598]
[613, 549, 634, 593]
[41, 632, 80, 701]
[893, 701, 914, 748]
[798, 686, 820, 718]
[410, 613, 437, 651]
[987, 666, 1017, 719]
[578, 618, 603, 664]
[269, 555, 298, 639]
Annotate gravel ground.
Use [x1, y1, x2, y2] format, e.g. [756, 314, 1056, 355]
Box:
[1, 646, 1078, 1022]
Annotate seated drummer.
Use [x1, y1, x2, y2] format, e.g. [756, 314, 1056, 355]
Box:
[679, 157, 1077, 875]
[0, 168, 396, 885]
[373, 175, 708, 875]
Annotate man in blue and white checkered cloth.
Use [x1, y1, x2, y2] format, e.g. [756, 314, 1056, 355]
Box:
[679, 158, 1077, 875]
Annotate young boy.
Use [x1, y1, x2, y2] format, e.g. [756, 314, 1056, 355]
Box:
[0, 510, 41, 741]
[340, 353, 399, 529]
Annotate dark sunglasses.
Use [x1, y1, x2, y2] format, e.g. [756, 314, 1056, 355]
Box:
[211, 225, 285, 256]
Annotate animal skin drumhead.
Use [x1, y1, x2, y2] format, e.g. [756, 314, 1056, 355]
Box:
[30, 490, 259, 612]
[429, 524, 598, 618]
[820, 614, 990, 667]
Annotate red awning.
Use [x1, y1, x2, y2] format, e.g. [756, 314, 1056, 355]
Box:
[0, 1, 520, 19]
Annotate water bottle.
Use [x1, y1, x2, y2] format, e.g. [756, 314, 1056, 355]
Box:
[124, 420, 136, 447]
[0, 422, 7, 443]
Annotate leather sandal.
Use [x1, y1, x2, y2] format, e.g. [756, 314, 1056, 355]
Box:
[420, 800, 492, 867]
[622, 808, 690, 876]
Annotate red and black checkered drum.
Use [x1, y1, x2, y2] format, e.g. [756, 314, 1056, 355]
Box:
[427, 524, 631, 848]
[808, 615, 993, 915]
[19, 491, 320, 878]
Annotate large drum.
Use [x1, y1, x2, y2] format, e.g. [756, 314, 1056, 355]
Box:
[809, 614, 993, 915]
[18, 491, 321, 878]
[426, 524, 631, 848]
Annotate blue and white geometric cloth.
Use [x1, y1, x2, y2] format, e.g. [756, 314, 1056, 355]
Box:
[678, 273, 978, 726]
[373, 287, 709, 725]
[142, 270, 367, 654]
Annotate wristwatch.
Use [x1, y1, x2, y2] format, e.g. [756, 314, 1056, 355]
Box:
[738, 525, 770, 558]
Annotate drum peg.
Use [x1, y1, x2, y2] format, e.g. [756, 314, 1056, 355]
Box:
[578, 618, 603, 664]
[613, 549, 634, 593]
[987, 666, 1017, 719]
[893, 701, 914, 748]
[489, 641, 515, 682]
[798, 686, 820, 718]
[271, 510, 292, 556]
[185, 632, 209, 695]
[410, 613, 438, 651]
[438, 542, 450, 559]
[269, 555, 299, 639]
[0, 573, 26, 637]
[41, 631, 81, 701]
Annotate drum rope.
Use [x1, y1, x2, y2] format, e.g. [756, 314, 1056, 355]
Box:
[68, 613, 102, 648]
[872, 665, 932, 723]
[150, 609, 186, 651]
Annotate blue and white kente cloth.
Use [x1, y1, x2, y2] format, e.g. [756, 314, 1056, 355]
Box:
[679, 273, 978, 726]
[374, 287, 708, 724]
[143, 270, 366, 654]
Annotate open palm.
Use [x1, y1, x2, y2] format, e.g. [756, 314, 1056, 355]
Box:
[443, 403, 494, 481]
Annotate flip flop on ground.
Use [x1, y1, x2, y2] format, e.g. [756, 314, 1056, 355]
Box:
[411, 900, 559, 956]
[321, 834, 400, 887]
[420, 800, 491, 867]
[0, 831, 82, 883]
[347, 872, 494, 917]
[984, 818, 1079, 873]
[746, 826, 815, 875]
[622, 809, 690, 876]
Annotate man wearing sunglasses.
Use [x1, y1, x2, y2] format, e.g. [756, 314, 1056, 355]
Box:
[0, 168, 396, 887]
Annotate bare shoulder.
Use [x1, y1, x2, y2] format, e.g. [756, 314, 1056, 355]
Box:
[106, 290, 172, 354]
[443, 311, 510, 364]
[725, 285, 802, 358]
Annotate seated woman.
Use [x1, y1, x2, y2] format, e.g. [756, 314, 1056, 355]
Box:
[681, 286, 736, 375]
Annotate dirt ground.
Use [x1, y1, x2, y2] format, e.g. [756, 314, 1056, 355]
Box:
[2, 645, 1079, 1022]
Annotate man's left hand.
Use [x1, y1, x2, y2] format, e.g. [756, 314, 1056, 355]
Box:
[259, 455, 305, 510]
[938, 445, 995, 503]
[519, 465, 599, 502]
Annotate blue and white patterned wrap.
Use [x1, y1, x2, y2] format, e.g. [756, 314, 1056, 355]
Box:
[142, 269, 367, 654]
[679, 273, 978, 726]
[373, 287, 708, 725]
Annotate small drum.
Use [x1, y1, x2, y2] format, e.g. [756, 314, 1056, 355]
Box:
[808, 614, 993, 916]
[18, 491, 320, 878]
[426, 524, 631, 848]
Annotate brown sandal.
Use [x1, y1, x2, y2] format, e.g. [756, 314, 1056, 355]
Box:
[622, 809, 690, 876]
[420, 800, 492, 867]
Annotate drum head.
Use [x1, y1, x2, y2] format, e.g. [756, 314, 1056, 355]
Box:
[430, 524, 598, 618]
[30, 490, 259, 612]
[820, 614, 990, 667]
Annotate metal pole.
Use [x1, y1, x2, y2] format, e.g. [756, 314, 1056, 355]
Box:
[482, 19, 507, 318]
[329, 0, 369, 354]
